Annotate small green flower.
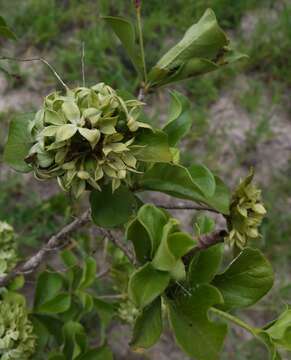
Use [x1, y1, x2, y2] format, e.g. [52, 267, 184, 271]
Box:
[0, 222, 17, 276]
[225, 169, 267, 249]
[0, 298, 36, 360]
[118, 300, 139, 324]
[27, 83, 151, 197]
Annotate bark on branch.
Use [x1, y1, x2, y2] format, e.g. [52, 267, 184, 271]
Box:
[0, 207, 225, 287]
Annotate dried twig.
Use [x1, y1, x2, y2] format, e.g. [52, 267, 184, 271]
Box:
[0, 199, 225, 287]
[156, 203, 220, 214]
[0, 210, 91, 287]
[0, 56, 68, 90]
[0, 209, 137, 287]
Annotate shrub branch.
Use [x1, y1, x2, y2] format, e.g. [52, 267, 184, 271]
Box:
[0, 205, 226, 287]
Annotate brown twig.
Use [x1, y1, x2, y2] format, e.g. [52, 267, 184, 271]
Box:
[0, 210, 91, 287]
[103, 229, 136, 265]
[0, 199, 225, 287]
[0, 209, 136, 287]
[0, 56, 68, 90]
[197, 229, 227, 249]
[156, 203, 220, 214]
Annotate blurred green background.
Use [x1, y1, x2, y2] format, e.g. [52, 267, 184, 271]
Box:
[0, 0, 291, 359]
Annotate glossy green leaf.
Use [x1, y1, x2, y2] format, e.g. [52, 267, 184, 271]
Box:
[188, 163, 216, 197]
[63, 321, 88, 360]
[137, 204, 169, 256]
[129, 262, 170, 308]
[163, 91, 193, 146]
[34, 271, 63, 310]
[37, 293, 71, 314]
[4, 113, 33, 172]
[152, 222, 197, 275]
[265, 306, 291, 351]
[103, 16, 142, 75]
[90, 185, 137, 228]
[131, 297, 163, 350]
[131, 129, 173, 163]
[168, 284, 227, 360]
[148, 9, 246, 88]
[205, 176, 230, 215]
[78, 257, 97, 290]
[212, 248, 274, 310]
[126, 218, 152, 263]
[188, 244, 224, 286]
[141, 163, 227, 213]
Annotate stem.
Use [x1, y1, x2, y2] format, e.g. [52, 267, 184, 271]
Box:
[135, 3, 147, 84]
[81, 42, 86, 87]
[0, 56, 69, 90]
[210, 307, 259, 336]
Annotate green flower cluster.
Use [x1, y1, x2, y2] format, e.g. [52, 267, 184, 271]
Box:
[0, 222, 17, 276]
[27, 83, 151, 197]
[0, 299, 36, 360]
[225, 170, 266, 248]
[118, 300, 139, 324]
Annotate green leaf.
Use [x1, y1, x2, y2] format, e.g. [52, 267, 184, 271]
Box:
[195, 214, 216, 235]
[131, 129, 173, 163]
[37, 293, 71, 314]
[152, 223, 197, 275]
[131, 297, 163, 350]
[168, 284, 227, 360]
[32, 314, 63, 345]
[141, 163, 227, 212]
[48, 353, 66, 360]
[265, 306, 291, 351]
[188, 163, 216, 198]
[126, 218, 152, 263]
[188, 244, 224, 286]
[137, 204, 168, 256]
[94, 298, 115, 343]
[103, 16, 142, 75]
[0, 17, 16, 39]
[129, 262, 170, 308]
[8, 275, 25, 291]
[4, 113, 33, 172]
[78, 257, 97, 290]
[61, 249, 78, 268]
[212, 248, 274, 311]
[148, 9, 245, 88]
[78, 346, 113, 360]
[0, 26, 16, 39]
[34, 271, 63, 310]
[63, 321, 88, 360]
[90, 185, 137, 228]
[163, 91, 193, 146]
[205, 176, 230, 215]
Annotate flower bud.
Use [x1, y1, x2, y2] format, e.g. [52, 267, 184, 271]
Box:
[0, 298, 36, 359]
[225, 169, 266, 249]
[0, 221, 17, 275]
[27, 83, 151, 197]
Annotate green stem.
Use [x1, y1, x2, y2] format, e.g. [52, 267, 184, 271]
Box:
[210, 307, 259, 337]
[135, 4, 147, 84]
